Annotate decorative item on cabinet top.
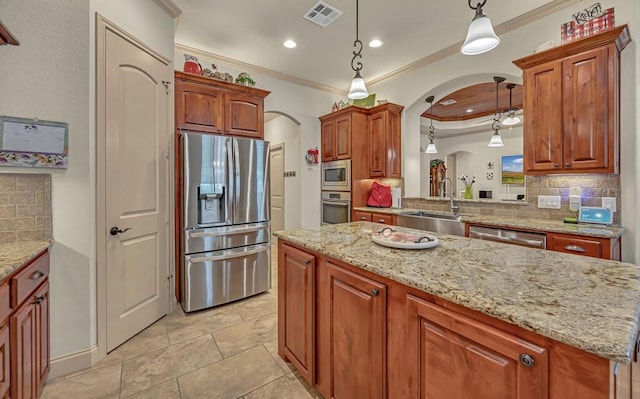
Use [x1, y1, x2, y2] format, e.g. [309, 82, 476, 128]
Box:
[561, 4, 615, 44]
[235, 72, 256, 87]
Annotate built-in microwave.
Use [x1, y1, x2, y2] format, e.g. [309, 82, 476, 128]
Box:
[321, 160, 351, 192]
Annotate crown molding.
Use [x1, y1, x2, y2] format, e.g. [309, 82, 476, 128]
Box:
[153, 0, 182, 18]
[174, 43, 347, 96]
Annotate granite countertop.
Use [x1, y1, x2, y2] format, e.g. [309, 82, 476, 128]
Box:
[0, 241, 53, 281]
[352, 206, 624, 238]
[275, 222, 640, 363]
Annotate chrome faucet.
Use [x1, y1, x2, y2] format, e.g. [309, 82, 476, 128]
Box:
[440, 177, 459, 214]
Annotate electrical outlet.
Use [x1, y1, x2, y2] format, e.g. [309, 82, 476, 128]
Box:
[538, 195, 561, 209]
[602, 197, 617, 212]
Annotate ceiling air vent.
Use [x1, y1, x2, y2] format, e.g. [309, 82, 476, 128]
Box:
[303, 1, 343, 28]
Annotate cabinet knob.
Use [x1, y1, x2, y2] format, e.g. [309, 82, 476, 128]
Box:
[33, 295, 45, 305]
[553, 163, 560, 168]
[371, 289, 380, 297]
[519, 353, 535, 368]
[379, 219, 386, 223]
[360, 216, 367, 220]
[305, 259, 311, 265]
[565, 163, 571, 168]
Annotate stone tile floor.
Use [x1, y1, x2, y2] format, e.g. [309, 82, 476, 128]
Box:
[42, 242, 321, 399]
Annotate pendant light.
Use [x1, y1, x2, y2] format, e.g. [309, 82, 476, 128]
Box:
[347, 0, 369, 99]
[425, 96, 437, 154]
[461, 0, 500, 56]
[502, 83, 521, 126]
[488, 76, 505, 147]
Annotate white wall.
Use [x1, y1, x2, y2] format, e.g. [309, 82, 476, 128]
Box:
[174, 51, 338, 228]
[265, 115, 302, 229]
[424, 128, 525, 200]
[369, 0, 639, 263]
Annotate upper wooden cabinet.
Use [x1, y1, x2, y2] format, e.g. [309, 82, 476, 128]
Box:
[513, 25, 630, 175]
[320, 107, 367, 162]
[174, 71, 270, 139]
[369, 103, 403, 179]
[319, 103, 403, 178]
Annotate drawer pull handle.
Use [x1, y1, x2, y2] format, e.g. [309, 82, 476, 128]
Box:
[33, 295, 45, 305]
[378, 219, 386, 223]
[564, 244, 586, 253]
[360, 216, 367, 220]
[371, 289, 380, 297]
[30, 270, 45, 280]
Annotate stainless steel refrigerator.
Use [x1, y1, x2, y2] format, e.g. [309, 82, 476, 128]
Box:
[181, 132, 270, 312]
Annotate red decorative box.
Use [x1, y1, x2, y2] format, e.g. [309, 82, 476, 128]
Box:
[561, 7, 615, 43]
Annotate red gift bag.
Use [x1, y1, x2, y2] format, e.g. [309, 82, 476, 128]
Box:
[367, 182, 392, 208]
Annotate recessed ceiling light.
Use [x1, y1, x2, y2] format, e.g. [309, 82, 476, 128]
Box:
[369, 39, 383, 48]
[466, 108, 474, 113]
[284, 40, 297, 48]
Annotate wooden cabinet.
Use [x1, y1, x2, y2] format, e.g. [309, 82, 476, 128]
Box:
[547, 232, 621, 260]
[175, 71, 269, 139]
[0, 250, 50, 399]
[277, 243, 315, 385]
[514, 25, 630, 175]
[406, 294, 548, 399]
[320, 108, 370, 162]
[352, 210, 396, 225]
[322, 261, 386, 399]
[369, 104, 403, 179]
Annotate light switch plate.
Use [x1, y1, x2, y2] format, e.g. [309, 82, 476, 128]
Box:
[537, 195, 561, 209]
[602, 197, 617, 212]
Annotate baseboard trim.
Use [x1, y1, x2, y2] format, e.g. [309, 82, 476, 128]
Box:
[48, 345, 100, 380]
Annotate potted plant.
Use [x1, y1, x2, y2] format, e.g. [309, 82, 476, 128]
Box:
[235, 72, 256, 87]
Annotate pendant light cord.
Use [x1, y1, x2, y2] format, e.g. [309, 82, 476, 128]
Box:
[351, 0, 363, 73]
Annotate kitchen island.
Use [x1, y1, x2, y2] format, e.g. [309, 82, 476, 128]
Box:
[275, 222, 640, 398]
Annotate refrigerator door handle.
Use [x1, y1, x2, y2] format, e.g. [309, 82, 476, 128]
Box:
[188, 225, 268, 238]
[188, 245, 269, 263]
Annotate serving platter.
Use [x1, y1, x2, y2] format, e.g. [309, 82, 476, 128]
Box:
[371, 229, 438, 249]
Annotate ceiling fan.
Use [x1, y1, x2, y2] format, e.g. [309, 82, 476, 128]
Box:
[473, 82, 524, 126]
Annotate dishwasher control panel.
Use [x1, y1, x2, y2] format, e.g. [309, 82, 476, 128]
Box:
[468, 225, 547, 249]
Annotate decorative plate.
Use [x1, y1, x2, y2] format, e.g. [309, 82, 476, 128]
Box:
[371, 228, 438, 249]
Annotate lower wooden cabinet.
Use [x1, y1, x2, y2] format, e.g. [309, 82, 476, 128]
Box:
[277, 243, 315, 385]
[323, 261, 386, 399]
[0, 250, 50, 399]
[407, 294, 548, 399]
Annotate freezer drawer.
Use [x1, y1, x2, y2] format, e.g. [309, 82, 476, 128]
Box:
[184, 222, 270, 254]
[181, 243, 271, 312]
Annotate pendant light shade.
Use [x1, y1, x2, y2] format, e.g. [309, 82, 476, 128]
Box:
[348, 71, 368, 99]
[488, 131, 504, 147]
[347, 0, 368, 99]
[424, 96, 438, 154]
[488, 76, 505, 147]
[502, 83, 521, 125]
[461, 0, 500, 55]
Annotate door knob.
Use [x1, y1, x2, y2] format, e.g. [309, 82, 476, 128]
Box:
[110, 226, 132, 236]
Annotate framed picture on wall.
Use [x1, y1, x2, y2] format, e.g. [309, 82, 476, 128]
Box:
[501, 155, 524, 185]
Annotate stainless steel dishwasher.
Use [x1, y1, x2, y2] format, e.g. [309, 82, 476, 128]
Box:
[468, 225, 546, 249]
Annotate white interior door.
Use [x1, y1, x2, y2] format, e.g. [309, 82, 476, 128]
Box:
[103, 26, 171, 352]
[270, 143, 285, 234]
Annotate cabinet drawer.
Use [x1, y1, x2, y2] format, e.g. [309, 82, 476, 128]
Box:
[548, 235, 602, 258]
[353, 211, 372, 222]
[0, 284, 9, 324]
[11, 251, 49, 308]
[371, 213, 395, 225]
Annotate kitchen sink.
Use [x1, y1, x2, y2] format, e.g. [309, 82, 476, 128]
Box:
[396, 211, 466, 237]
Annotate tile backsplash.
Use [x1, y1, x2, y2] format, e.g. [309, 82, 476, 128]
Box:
[405, 174, 622, 225]
[0, 174, 52, 243]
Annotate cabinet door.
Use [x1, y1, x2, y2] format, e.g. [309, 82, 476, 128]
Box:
[385, 110, 402, 179]
[326, 262, 386, 399]
[407, 295, 548, 399]
[226, 92, 264, 138]
[175, 80, 224, 134]
[321, 121, 336, 162]
[369, 111, 386, 177]
[0, 324, 9, 399]
[34, 282, 49, 396]
[10, 301, 36, 399]
[523, 61, 563, 173]
[277, 244, 315, 384]
[335, 115, 352, 160]
[563, 47, 610, 172]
